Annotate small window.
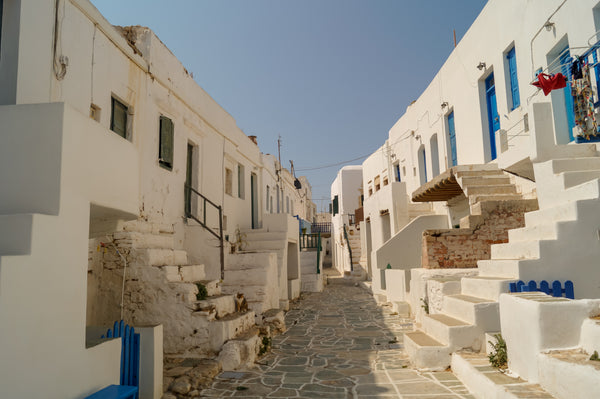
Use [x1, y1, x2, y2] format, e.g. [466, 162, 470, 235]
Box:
[225, 168, 233, 196]
[110, 97, 128, 139]
[506, 46, 521, 110]
[374, 175, 381, 191]
[159, 116, 174, 170]
[237, 164, 245, 199]
[332, 195, 339, 216]
[383, 177, 389, 186]
[368, 187, 373, 196]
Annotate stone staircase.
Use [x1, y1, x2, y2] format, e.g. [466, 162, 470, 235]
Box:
[237, 228, 300, 309]
[108, 220, 260, 370]
[300, 249, 325, 292]
[406, 149, 600, 371]
[405, 165, 538, 370]
[346, 224, 366, 278]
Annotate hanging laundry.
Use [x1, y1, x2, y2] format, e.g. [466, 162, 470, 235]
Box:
[571, 57, 583, 80]
[571, 62, 598, 138]
[531, 73, 567, 95]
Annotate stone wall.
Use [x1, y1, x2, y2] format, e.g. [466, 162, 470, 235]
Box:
[421, 199, 538, 269]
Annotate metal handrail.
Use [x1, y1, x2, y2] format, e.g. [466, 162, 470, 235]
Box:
[184, 184, 224, 280]
[311, 222, 332, 234]
[343, 224, 353, 272]
[316, 232, 321, 275]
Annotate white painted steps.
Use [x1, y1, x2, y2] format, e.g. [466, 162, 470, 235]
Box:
[421, 313, 480, 351]
[442, 294, 500, 331]
[404, 331, 450, 371]
[460, 276, 515, 301]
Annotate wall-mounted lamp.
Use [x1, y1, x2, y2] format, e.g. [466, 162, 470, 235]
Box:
[544, 21, 555, 32]
[477, 62, 487, 71]
[441, 102, 449, 108]
[414, 135, 421, 140]
[391, 153, 397, 159]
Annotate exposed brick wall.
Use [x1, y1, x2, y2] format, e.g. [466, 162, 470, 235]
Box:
[422, 199, 538, 269]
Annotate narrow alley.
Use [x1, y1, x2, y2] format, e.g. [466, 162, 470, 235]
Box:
[199, 277, 475, 398]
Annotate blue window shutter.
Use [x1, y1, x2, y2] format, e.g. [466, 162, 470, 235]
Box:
[507, 47, 520, 109]
[448, 112, 457, 167]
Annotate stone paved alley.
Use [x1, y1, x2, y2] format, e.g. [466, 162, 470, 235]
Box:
[199, 278, 475, 398]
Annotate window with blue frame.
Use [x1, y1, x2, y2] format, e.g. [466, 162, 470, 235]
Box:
[506, 46, 521, 110]
[394, 163, 401, 182]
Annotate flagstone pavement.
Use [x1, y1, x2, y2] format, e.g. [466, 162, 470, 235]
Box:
[199, 279, 475, 398]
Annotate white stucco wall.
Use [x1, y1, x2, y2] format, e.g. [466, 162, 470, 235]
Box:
[0, 103, 139, 398]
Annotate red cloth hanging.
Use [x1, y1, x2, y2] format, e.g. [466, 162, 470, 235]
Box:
[532, 73, 567, 96]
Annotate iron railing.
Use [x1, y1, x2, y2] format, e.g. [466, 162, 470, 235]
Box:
[311, 222, 332, 234]
[343, 224, 353, 272]
[184, 184, 224, 280]
[300, 232, 322, 274]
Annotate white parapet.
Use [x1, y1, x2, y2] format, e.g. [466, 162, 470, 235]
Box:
[499, 292, 600, 383]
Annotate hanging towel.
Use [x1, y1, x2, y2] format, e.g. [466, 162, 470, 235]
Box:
[531, 73, 567, 95]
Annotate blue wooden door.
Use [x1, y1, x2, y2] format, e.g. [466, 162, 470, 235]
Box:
[447, 112, 457, 166]
[559, 49, 575, 141]
[486, 74, 500, 160]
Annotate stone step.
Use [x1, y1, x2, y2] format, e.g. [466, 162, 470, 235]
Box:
[490, 240, 541, 260]
[460, 276, 515, 301]
[301, 263, 318, 275]
[560, 170, 600, 189]
[508, 222, 559, 242]
[538, 350, 600, 399]
[130, 248, 187, 266]
[113, 231, 175, 249]
[477, 259, 522, 278]
[121, 220, 174, 235]
[200, 280, 222, 297]
[459, 214, 483, 229]
[244, 240, 286, 251]
[421, 313, 481, 351]
[180, 265, 206, 282]
[581, 318, 600, 355]
[459, 175, 511, 187]
[217, 327, 261, 371]
[563, 176, 600, 200]
[464, 184, 518, 197]
[469, 193, 523, 205]
[550, 157, 600, 174]
[207, 311, 256, 352]
[524, 201, 578, 226]
[442, 294, 500, 331]
[223, 267, 272, 286]
[243, 231, 287, 241]
[452, 352, 556, 399]
[404, 331, 451, 371]
[193, 294, 235, 319]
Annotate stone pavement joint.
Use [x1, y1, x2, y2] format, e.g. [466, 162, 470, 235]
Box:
[199, 284, 475, 398]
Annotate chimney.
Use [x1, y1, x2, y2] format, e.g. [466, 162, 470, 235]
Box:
[248, 135, 258, 145]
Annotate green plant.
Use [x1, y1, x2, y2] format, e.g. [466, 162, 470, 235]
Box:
[488, 333, 508, 369]
[590, 351, 600, 361]
[259, 336, 272, 355]
[196, 283, 208, 301]
[420, 297, 429, 314]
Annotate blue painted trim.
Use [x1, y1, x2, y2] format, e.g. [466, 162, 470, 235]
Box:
[507, 47, 520, 109]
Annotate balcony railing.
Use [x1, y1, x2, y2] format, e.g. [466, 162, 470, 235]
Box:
[311, 222, 332, 234]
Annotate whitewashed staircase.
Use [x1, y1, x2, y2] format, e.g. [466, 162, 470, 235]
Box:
[237, 228, 300, 309]
[406, 148, 600, 370]
[405, 165, 537, 370]
[113, 220, 259, 368]
[300, 249, 324, 292]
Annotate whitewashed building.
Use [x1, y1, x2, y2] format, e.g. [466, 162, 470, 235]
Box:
[341, 0, 600, 391]
[330, 165, 364, 276]
[0, 0, 315, 397]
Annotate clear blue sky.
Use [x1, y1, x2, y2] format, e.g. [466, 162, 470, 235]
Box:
[91, 0, 488, 212]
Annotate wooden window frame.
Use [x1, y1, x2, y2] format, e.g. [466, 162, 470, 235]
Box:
[159, 116, 174, 171]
